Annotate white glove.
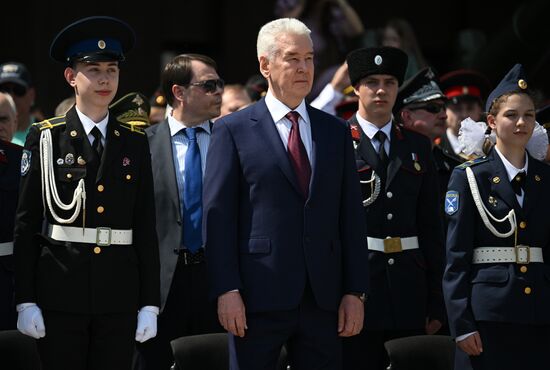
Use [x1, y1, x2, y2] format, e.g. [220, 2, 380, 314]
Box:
[135, 306, 159, 343]
[16, 303, 46, 339]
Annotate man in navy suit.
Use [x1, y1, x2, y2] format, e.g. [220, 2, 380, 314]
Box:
[203, 18, 369, 370]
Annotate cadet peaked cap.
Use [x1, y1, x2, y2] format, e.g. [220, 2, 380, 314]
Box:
[394, 67, 445, 114]
[50, 16, 135, 64]
[346, 47, 408, 86]
[439, 69, 491, 103]
[110, 92, 150, 126]
[0, 62, 32, 87]
[485, 63, 528, 112]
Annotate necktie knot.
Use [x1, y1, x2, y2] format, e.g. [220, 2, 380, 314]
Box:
[511, 171, 526, 195]
[285, 111, 301, 127]
[374, 130, 388, 167]
[185, 127, 197, 141]
[91, 127, 104, 159]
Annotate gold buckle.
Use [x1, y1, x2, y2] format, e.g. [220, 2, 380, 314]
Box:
[515, 245, 530, 264]
[384, 237, 402, 253]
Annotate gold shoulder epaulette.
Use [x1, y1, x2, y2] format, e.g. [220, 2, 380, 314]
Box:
[118, 122, 146, 135]
[33, 115, 67, 130]
[457, 156, 489, 169]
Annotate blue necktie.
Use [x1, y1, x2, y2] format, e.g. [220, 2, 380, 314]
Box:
[182, 127, 202, 253]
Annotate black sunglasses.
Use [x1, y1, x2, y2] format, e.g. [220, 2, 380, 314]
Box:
[0, 83, 27, 97]
[186, 79, 225, 94]
[408, 102, 446, 114]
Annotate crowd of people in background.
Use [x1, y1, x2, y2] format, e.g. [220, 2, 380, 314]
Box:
[2, 2, 550, 370]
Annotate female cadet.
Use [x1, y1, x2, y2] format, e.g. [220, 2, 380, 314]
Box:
[443, 64, 550, 370]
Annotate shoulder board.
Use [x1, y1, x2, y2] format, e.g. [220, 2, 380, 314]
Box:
[117, 122, 146, 135]
[33, 116, 66, 130]
[457, 156, 489, 169]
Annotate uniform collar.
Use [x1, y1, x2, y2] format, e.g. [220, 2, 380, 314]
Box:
[167, 115, 211, 137]
[75, 106, 109, 138]
[494, 146, 528, 181]
[355, 113, 392, 141]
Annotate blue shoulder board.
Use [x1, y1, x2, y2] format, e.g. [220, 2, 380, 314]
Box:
[457, 156, 489, 170]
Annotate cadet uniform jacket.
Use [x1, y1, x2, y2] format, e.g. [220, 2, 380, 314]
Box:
[349, 116, 445, 330]
[14, 107, 160, 314]
[444, 149, 550, 338]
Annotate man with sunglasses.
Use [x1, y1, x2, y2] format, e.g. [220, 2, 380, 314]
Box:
[0, 62, 36, 146]
[344, 48, 445, 370]
[137, 53, 224, 370]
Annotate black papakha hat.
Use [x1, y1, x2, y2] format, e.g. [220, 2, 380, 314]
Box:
[50, 16, 135, 64]
[346, 47, 408, 86]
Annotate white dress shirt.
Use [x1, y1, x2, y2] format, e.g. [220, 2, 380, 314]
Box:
[75, 107, 108, 147]
[355, 113, 392, 156]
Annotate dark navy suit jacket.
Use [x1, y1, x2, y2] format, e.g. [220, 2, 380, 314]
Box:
[444, 149, 550, 338]
[203, 98, 369, 313]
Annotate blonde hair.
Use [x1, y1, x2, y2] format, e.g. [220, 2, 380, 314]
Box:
[257, 18, 311, 60]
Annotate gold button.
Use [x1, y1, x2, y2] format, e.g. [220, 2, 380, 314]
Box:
[520, 266, 528, 273]
[524, 287, 532, 295]
[66, 173, 73, 179]
[535, 175, 541, 182]
[70, 130, 77, 137]
[97, 206, 104, 214]
[97, 184, 104, 192]
[519, 221, 527, 229]
[126, 174, 131, 180]
[94, 246, 101, 254]
[492, 176, 500, 184]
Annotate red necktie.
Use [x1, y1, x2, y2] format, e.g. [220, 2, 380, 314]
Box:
[285, 111, 311, 198]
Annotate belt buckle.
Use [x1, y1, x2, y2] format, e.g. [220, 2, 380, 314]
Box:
[96, 227, 112, 246]
[515, 245, 530, 264]
[384, 237, 402, 253]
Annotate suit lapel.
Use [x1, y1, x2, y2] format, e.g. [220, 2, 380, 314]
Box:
[252, 100, 302, 196]
[306, 106, 328, 201]
[386, 124, 405, 190]
[350, 115, 381, 171]
[96, 117, 121, 183]
[153, 120, 181, 215]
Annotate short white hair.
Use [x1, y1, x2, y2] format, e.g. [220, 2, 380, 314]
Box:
[0, 92, 16, 115]
[257, 18, 312, 60]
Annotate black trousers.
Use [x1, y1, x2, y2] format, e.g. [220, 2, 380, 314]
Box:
[134, 260, 222, 370]
[0, 255, 16, 330]
[456, 321, 550, 370]
[38, 309, 136, 370]
[231, 284, 341, 370]
[342, 328, 424, 370]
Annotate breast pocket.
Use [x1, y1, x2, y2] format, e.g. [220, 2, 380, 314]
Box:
[471, 269, 510, 285]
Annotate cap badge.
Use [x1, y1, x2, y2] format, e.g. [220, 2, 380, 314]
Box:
[132, 94, 144, 106]
[374, 55, 383, 65]
[462, 86, 469, 94]
[2, 64, 18, 73]
[98, 40, 106, 49]
[518, 79, 527, 89]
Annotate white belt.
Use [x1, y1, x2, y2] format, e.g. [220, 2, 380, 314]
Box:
[0, 242, 13, 256]
[48, 225, 133, 246]
[367, 236, 419, 254]
[473, 246, 544, 264]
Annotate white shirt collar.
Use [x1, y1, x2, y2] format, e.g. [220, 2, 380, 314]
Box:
[355, 113, 392, 141]
[75, 106, 109, 138]
[494, 146, 529, 182]
[264, 90, 309, 125]
[167, 115, 211, 137]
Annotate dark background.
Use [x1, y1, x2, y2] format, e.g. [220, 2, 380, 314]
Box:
[2, 0, 549, 116]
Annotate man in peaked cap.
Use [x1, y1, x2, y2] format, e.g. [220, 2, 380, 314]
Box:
[439, 69, 491, 159]
[0, 62, 37, 146]
[13, 16, 160, 370]
[344, 47, 445, 370]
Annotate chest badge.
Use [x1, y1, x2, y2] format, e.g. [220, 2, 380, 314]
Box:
[445, 190, 459, 215]
[488, 196, 498, 207]
[65, 153, 75, 165]
[56, 158, 64, 165]
[412, 153, 421, 171]
[77, 156, 86, 165]
[122, 157, 131, 166]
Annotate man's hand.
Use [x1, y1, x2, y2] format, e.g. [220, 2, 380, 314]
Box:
[17, 303, 46, 339]
[218, 291, 247, 337]
[457, 331, 483, 356]
[425, 318, 442, 335]
[338, 294, 364, 337]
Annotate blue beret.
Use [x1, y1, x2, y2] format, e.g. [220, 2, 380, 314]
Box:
[485, 64, 528, 112]
[50, 16, 135, 64]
